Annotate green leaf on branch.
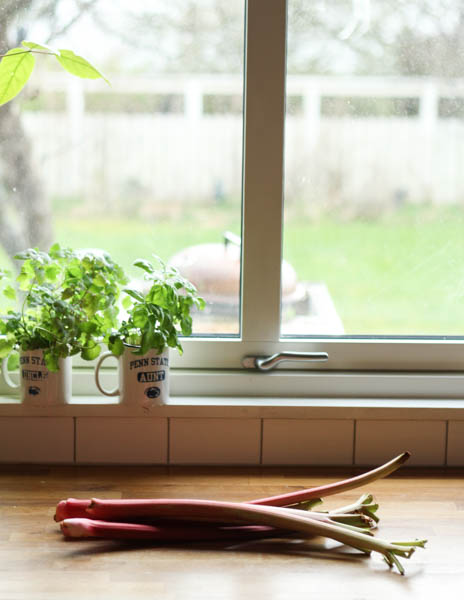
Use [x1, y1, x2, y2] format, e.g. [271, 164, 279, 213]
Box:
[56, 49, 109, 84]
[0, 47, 35, 106]
[132, 305, 149, 329]
[108, 336, 124, 357]
[122, 296, 133, 310]
[0, 337, 14, 359]
[16, 273, 31, 291]
[7, 351, 19, 371]
[3, 285, 16, 301]
[22, 40, 58, 54]
[49, 242, 62, 258]
[140, 330, 155, 355]
[81, 342, 101, 361]
[92, 274, 107, 288]
[43, 351, 59, 372]
[124, 288, 145, 303]
[45, 264, 60, 282]
[133, 259, 155, 274]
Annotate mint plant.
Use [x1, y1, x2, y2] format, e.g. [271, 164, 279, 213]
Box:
[108, 255, 205, 357]
[0, 40, 108, 107]
[0, 244, 127, 371]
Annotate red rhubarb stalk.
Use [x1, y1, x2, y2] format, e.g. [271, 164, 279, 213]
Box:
[85, 497, 424, 574]
[60, 518, 283, 542]
[54, 453, 407, 522]
[249, 452, 410, 507]
[54, 498, 375, 531]
[55, 499, 91, 522]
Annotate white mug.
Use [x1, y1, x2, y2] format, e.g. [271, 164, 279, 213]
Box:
[1, 349, 71, 405]
[95, 347, 169, 410]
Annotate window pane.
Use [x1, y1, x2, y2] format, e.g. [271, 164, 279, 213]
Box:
[283, 0, 464, 336]
[4, 0, 244, 335]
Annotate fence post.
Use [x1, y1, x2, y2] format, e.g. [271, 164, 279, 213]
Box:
[185, 79, 203, 121]
[419, 81, 438, 200]
[66, 77, 85, 196]
[302, 83, 321, 151]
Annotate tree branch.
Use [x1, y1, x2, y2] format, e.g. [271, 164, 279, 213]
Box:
[45, 0, 99, 42]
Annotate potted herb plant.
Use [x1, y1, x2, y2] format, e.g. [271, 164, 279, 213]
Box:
[95, 255, 205, 409]
[0, 243, 127, 405]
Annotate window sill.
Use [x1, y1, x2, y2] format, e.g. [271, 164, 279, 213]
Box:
[0, 394, 464, 419]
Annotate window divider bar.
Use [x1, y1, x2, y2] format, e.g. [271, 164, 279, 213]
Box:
[240, 0, 287, 343]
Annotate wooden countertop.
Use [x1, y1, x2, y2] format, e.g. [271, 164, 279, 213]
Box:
[1, 464, 463, 599]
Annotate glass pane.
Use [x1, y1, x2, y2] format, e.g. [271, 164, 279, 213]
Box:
[282, 0, 464, 336]
[3, 0, 244, 335]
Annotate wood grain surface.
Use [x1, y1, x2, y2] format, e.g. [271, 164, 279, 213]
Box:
[1, 464, 463, 599]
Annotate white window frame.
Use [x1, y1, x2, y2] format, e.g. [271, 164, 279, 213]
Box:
[171, 0, 464, 400]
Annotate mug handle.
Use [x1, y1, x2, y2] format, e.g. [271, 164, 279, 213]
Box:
[1, 355, 20, 389]
[95, 351, 119, 396]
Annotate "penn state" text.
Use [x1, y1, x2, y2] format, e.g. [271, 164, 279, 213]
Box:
[129, 357, 169, 370]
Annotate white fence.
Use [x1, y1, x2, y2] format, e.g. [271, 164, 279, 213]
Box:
[22, 74, 464, 212]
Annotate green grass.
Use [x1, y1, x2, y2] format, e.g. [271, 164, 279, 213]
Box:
[40, 204, 464, 336]
[283, 208, 464, 334]
[53, 211, 239, 275]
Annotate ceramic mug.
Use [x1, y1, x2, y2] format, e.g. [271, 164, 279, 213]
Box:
[95, 347, 169, 409]
[1, 349, 71, 405]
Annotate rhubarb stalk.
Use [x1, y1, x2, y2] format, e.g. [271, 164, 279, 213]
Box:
[85, 497, 425, 574]
[60, 518, 286, 542]
[250, 452, 410, 507]
[54, 453, 408, 522]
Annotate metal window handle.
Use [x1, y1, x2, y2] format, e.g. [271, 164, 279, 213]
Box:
[242, 351, 329, 371]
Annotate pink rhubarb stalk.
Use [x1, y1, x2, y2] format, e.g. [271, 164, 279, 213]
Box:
[60, 518, 283, 542]
[54, 453, 407, 522]
[85, 497, 424, 574]
[55, 452, 410, 521]
[250, 452, 410, 507]
[55, 499, 91, 522]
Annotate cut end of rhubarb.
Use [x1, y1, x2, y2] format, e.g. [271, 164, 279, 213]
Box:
[54, 500, 67, 522]
[60, 518, 94, 538]
[54, 498, 91, 521]
[400, 451, 411, 463]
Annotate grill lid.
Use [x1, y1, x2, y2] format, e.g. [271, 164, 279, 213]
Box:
[168, 235, 299, 306]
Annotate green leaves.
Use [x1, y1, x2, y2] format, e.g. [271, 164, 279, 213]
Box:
[2, 243, 203, 369]
[112, 255, 205, 356]
[132, 305, 149, 329]
[108, 336, 125, 357]
[133, 259, 155, 274]
[0, 47, 35, 107]
[81, 342, 102, 361]
[123, 288, 145, 303]
[21, 41, 56, 53]
[6, 244, 127, 370]
[56, 49, 109, 83]
[0, 40, 108, 108]
[0, 336, 14, 359]
[3, 285, 16, 301]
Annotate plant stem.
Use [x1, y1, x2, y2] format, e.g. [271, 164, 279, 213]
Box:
[0, 50, 56, 59]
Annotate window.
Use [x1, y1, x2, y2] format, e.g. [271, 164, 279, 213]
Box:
[179, 0, 464, 401]
[2, 0, 464, 401]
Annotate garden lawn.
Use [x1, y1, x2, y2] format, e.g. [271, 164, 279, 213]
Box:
[48, 206, 464, 336]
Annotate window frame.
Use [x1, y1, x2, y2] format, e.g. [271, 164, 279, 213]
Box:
[1, 0, 463, 404]
[169, 0, 464, 400]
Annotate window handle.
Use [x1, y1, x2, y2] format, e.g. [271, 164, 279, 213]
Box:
[242, 351, 329, 371]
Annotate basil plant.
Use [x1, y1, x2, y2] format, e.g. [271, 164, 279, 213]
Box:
[108, 255, 205, 357]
